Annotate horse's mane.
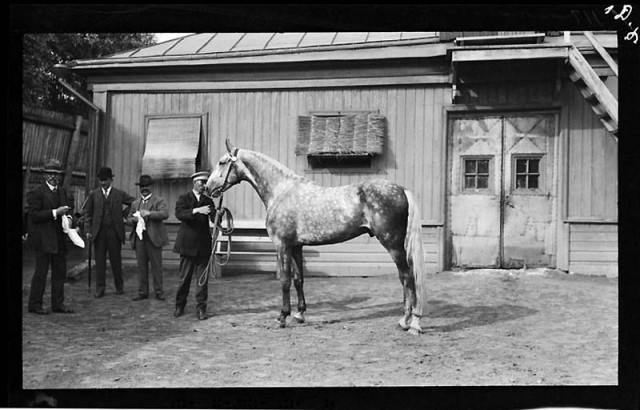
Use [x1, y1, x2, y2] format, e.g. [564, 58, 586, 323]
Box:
[242, 149, 311, 184]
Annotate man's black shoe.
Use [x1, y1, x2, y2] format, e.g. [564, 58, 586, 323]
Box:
[132, 295, 148, 301]
[174, 306, 185, 318]
[94, 292, 104, 298]
[28, 308, 49, 315]
[197, 308, 208, 321]
[155, 294, 165, 301]
[52, 306, 75, 313]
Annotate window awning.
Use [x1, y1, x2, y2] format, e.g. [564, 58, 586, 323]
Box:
[141, 117, 202, 179]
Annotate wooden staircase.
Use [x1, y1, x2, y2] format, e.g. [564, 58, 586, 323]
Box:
[565, 32, 618, 140]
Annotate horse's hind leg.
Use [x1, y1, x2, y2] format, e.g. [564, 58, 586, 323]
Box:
[292, 246, 306, 323]
[395, 256, 415, 331]
[276, 246, 293, 328]
[380, 244, 414, 331]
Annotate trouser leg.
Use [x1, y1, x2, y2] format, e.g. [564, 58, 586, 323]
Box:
[93, 231, 108, 294]
[105, 227, 123, 291]
[193, 253, 209, 310]
[50, 250, 67, 309]
[135, 239, 149, 296]
[175, 256, 195, 308]
[147, 240, 164, 297]
[28, 250, 50, 311]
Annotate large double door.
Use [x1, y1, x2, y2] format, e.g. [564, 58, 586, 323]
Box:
[449, 114, 557, 269]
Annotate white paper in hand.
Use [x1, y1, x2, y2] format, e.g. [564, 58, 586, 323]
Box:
[61, 215, 85, 248]
[134, 211, 146, 239]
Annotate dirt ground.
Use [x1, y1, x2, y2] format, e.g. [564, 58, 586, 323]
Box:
[19, 245, 618, 393]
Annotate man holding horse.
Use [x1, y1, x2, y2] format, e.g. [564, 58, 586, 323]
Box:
[173, 171, 215, 320]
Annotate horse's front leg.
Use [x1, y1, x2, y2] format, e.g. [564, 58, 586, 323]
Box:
[276, 246, 293, 328]
[292, 246, 306, 323]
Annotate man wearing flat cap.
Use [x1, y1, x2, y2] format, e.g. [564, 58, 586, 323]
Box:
[173, 171, 215, 320]
[26, 158, 75, 314]
[84, 167, 136, 298]
[126, 175, 169, 301]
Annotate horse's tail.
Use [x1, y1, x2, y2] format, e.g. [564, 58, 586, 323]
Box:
[403, 189, 428, 317]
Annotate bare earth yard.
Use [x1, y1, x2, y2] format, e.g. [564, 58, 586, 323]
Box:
[21, 263, 617, 392]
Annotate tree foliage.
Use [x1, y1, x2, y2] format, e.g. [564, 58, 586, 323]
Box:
[23, 33, 156, 115]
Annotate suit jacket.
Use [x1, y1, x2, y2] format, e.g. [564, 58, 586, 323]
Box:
[173, 191, 214, 257]
[26, 183, 74, 254]
[125, 194, 169, 249]
[84, 186, 135, 243]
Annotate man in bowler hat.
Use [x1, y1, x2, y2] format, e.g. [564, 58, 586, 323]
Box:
[84, 167, 136, 297]
[126, 175, 169, 301]
[26, 159, 75, 314]
[173, 171, 215, 320]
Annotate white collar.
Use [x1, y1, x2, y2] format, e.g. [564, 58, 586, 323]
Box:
[192, 189, 201, 200]
[141, 194, 152, 202]
[102, 186, 111, 195]
[46, 181, 58, 191]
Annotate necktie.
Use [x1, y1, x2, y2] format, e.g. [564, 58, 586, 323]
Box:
[103, 190, 108, 199]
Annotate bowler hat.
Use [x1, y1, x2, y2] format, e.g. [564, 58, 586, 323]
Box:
[135, 175, 154, 186]
[190, 171, 210, 182]
[97, 167, 114, 180]
[43, 159, 64, 173]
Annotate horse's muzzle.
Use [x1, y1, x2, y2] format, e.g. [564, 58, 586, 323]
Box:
[209, 186, 223, 198]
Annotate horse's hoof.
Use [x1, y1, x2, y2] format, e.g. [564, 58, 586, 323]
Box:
[293, 312, 305, 323]
[398, 317, 410, 330]
[407, 315, 422, 335]
[279, 321, 287, 329]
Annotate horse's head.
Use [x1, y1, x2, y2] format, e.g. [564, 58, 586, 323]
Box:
[206, 139, 242, 198]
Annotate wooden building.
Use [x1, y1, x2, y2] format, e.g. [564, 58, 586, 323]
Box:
[64, 31, 618, 277]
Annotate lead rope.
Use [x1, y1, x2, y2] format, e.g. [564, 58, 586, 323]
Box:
[198, 148, 238, 286]
[198, 196, 234, 286]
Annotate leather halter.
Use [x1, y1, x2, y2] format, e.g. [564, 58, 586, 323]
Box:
[214, 147, 239, 196]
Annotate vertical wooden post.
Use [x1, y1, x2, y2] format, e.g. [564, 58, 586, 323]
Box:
[63, 115, 83, 193]
[85, 110, 100, 197]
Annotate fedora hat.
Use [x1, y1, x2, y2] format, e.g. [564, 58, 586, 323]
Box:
[43, 158, 64, 173]
[135, 175, 154, 187]
[97, 167, 114, 180]
[190, 171, 210, 182]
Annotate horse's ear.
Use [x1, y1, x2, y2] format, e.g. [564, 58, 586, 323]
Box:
[225, 139, 236, 154]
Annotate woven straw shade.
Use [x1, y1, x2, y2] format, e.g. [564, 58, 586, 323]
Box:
[298, 113, 386, 156]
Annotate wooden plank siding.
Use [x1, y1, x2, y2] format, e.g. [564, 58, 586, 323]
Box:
[22, 105, 90, 211]
[568, 224, 618, 277]
[107, 85, 449, 275]
[565, 76, 618, 221]
[559, 75, 618, 276]
[121, 224, 443, 276]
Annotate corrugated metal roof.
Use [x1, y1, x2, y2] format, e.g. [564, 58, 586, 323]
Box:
[108, 32, 438, 59]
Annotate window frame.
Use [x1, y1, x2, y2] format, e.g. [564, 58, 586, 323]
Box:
[511, 154, 545, 195]
[461, 155, 494, 194]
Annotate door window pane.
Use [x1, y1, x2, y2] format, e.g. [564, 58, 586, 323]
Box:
[514, 158, 541, 190]
[464, 158, 490, 190]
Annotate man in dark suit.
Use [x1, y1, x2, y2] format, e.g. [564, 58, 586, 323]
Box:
[84, 167, 135, 298]
[173, 171, 215, 320]
[126, 175, 169, 301]
[26, 159, 75, 314]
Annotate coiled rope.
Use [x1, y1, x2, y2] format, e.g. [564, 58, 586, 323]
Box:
[199, 194, 234, 286]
